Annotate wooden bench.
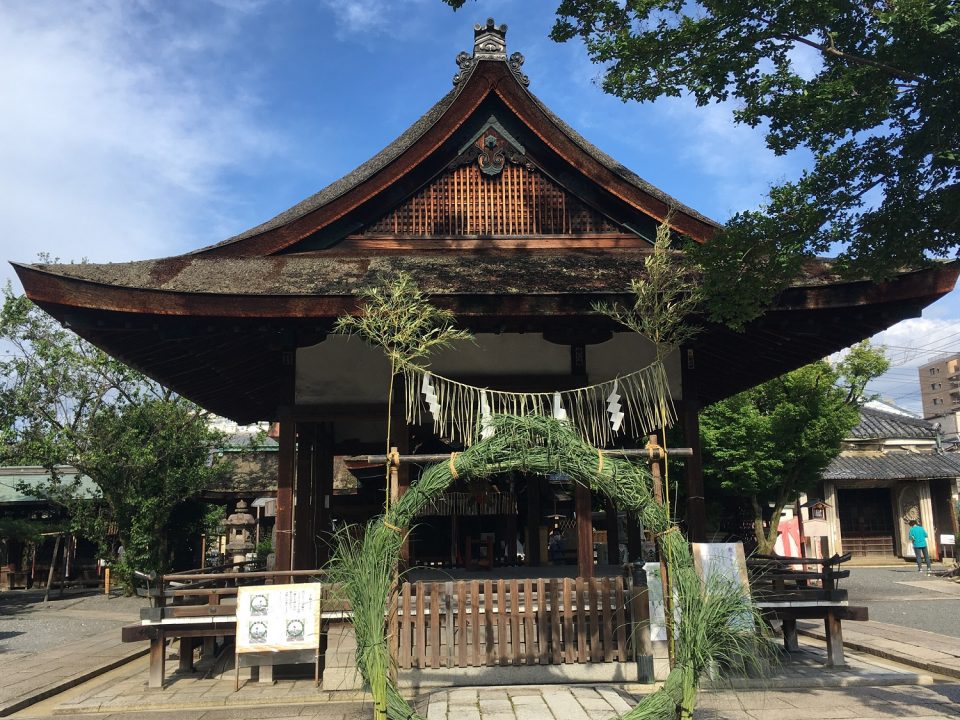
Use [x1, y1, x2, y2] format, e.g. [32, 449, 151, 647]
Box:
[749, 552, 868, 666]
[123, 569, 326, 688]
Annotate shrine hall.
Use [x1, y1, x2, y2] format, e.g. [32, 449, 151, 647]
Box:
[12, 21, 958, 585]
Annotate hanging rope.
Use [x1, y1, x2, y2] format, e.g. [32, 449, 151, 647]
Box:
[406, 359, 676, 448]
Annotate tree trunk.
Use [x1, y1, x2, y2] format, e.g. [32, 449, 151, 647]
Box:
[750, 496, 774, 554]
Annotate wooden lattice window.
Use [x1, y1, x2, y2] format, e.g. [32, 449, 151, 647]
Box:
[363, 163, 621, 236]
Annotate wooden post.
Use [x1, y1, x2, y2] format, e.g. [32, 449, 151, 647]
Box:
[629, 563, 654, 682]
[43, 534, 62, 604]
[275, 421, 296, 579]
[824, 610, 846, 666]
[627, 514, 644, 563]
[575, 481, 594, 579]
[178, 637, 195, 674]
[149, 631, 166, 689]
[314, 423, 334, 568]
[294, 422, 316, 570]
[527, 475, 541, 567]
[781, 616, 799, 652]
[681, 349, 707, 542]
[59, 534, 70, 597]
[104, 566, 110, 595]
[605, 498, 620, 566]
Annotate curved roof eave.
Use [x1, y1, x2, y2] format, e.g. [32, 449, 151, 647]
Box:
[193, 57, 721, 257]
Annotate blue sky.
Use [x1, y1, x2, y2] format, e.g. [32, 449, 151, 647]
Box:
[2, 0, 957, 413]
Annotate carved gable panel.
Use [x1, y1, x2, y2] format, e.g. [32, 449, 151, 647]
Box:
[361, 162, 623, 237]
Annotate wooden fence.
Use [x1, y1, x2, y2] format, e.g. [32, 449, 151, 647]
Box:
[389, 576, 632, 669]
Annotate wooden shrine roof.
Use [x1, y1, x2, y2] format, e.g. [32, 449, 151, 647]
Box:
[10, 20, 960, 422]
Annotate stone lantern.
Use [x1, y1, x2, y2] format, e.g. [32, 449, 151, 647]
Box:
[225, 500, 256, 565]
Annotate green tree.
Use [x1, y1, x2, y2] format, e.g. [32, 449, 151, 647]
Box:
[447, 0, 960, 327]
[700, 343, 887, 553]
[1, 285, 226, 583]
[80, 399, 226, 584]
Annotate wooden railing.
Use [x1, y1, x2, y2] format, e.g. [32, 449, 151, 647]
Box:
[389, 576, 632, 669]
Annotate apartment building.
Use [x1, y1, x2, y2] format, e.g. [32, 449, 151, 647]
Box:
[919, 354, 960, 418]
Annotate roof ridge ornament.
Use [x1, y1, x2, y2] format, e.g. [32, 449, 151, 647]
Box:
[453, 18, 529, 87]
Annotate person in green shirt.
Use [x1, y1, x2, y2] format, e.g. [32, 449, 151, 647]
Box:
[908, 519, 932, 574]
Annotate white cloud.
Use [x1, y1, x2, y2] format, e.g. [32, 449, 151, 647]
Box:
[828, 315, 960, 414]
[0, 2, 281, 286]
[320, 0, 388, 38]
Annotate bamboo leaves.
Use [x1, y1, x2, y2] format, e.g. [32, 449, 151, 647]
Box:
[335, 272, 471, 374]
[593, 217, 702, 359]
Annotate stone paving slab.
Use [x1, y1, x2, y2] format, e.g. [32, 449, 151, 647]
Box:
[694, 683, 960, 719]
[0, 635, 147, 717]
[798, 619, 960, 679]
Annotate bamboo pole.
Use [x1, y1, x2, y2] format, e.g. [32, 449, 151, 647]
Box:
[345, 447, 693, 465]
[648, 435, 675, 670]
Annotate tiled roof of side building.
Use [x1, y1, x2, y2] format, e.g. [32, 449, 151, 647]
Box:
[824, 451, 960, 481]
[850, 406, 939, 440]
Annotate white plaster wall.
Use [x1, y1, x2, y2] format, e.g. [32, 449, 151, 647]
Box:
[296, 332, 683, 405]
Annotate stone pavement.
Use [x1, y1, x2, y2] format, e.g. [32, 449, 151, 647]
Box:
[0, 593, 148, 717]
[7, 635, 945, 719]
[798, 618, 960, 679]
[694, 683, 960, 719]
[4, 586, 960, 720]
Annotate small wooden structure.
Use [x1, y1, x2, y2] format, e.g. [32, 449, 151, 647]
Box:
[750, 551, 868, 666]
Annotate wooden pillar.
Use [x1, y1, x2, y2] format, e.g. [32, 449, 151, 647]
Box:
[575, 481, 594, 579]
[526, 476, 541, 566]
[626, 517, 644, 563]
[605, 498, 620, 566]
[294, 422, 316, 571]
[275, 421, 296, 575]
[506, 480, 518, 565]
[314, 423, 334, 568]
[681, 348, 706, 542]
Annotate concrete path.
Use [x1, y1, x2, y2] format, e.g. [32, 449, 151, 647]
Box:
[798, 619, 960, 679]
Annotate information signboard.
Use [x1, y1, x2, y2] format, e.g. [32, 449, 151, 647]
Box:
[234, 583, 323, 687]
[236, 582, 322, 653]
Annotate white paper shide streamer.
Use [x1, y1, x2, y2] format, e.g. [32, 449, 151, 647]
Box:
[404, 360, 675, 448]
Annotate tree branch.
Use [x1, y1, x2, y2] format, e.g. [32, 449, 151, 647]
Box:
[780, 32, 921, 82]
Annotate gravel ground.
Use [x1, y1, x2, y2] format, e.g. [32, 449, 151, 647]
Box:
[0, 589, 147, 656]
[839, 565, 960, 638]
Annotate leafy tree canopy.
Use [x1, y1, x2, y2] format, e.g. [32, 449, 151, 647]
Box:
[1, 285, 226, 584]
[446, 0, 960, 327]
[700, 342, 888, 552]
